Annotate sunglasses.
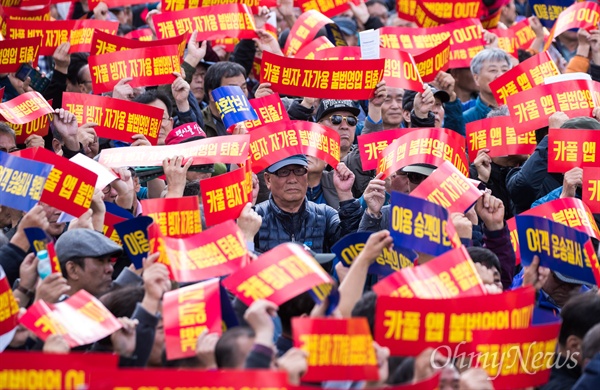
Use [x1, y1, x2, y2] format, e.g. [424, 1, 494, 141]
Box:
[407, 172, 427, 185]
[329, 115, 358, 126]
[273, 167, 308, 177]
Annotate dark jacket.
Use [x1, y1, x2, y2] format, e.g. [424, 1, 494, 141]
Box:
[470, 162, 515, 220]
[202, 105, 227, 137]
[573, 353, 600, 389]
[0, 243, 27, 287]
[483, 224, 516, 291]
[344, 145, 376, 199]
[254, 196, 362, 253]
[409, 110, 435, 128]
[506, 135, 563, 215]
[540, 354, 581, 390]
[231, 39, 257, 78]
[443, 98, 466, 137]
[463, 96, 492, 124]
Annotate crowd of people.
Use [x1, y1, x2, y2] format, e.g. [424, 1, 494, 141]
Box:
[2, 0, 600, 389]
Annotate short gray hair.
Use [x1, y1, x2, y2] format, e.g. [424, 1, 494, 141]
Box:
[470, 48, 513, 76]
[0, 122, 16, 142]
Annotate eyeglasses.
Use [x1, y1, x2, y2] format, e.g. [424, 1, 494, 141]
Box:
[407, 172, 427, 185]
[0, 147, 18, 153]
[273, 167, 308, 177]
[328, 115, 358, 126]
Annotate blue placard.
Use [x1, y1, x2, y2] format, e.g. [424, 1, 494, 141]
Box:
[0, 152, 53, 212]
[516, 215, 596, 285]
[24, 227, 52, 254]
[530, 0, 573, 29]
[114, 216, 153, 269]
[331, 231, 417, 276]
[211, 86, 258, 129]
[388, 191, 454, 257]
[104, 201, 134, 220]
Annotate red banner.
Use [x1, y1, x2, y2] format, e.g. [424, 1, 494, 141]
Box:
[63, 93, 162, 145]
[201, 164, 252, 227]
[89, 45, 181, 95]
[507, 79, 597, 135]
[0, 91, 53, 125]
[261, 51, 384, 100]
[151, 219, 248, 282]
[413, 37, 450, 83]
[151, 4, 257, 41]
[15, 147, 97, 218]
[410, 161, 482, 214]
[374, 286, 536, 356]
[249, 120, 341, 173]
[160, 0, 276, 12]
[292, 318, 379, 382]
[583, 168, 600, 213]
[0, 268, 18, 338]
[6, 111, 51, 144]
[358, 128, 414, 171]
[0, 5, 50, 37]
[244, 93, 290, 130]
[5, 19, 118, 56]
[510, 18, 536, 49]
[295, 0, 359, 18]
[124, 28, 153, 41]
[373, 245, 486, 298]
[548, 128, 600, 173]
[379, 19, 485, 69]
[68, 21, 120, 53]
[466, 117, 537, 157]
[0, 352, 118, 390]
[222, 243, 333, 306]
[19, 290, 122, 348]
[0, 37, 40, 73]
[490, 27, 517, 58]
[98, 134, 250, 168]
[490, 52, 559, 105]
[293, 36, 335, 59]
[465, 324, 561, 389]
[141, 196, 202, 238]
[284, 10, 334, 57]
[376, 128, 468, 180]
[544, 2, 600, 51]
[90, 29, 188, 58]
[163, 278, 222, 360]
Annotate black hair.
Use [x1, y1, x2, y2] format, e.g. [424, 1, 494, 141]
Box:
[351, 291, 377, 336]
[278, 291, 316, 335]
[183, 181, 200, 197]
[389, 357, 415, 385]
[559, 291, 600, 346]
[203, 62, 246, 98]
[467, 247, 501, 274]
[61, 256, 85, 279]
[67, 53, 89, 85]
[133, 89, 174, 117]
[215, 326, 255, 368]
[100, 285, 145, 317]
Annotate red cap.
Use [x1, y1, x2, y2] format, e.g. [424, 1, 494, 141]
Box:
[165, 122, 207, 145]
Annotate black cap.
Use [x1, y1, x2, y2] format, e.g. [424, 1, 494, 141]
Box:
[315, 99, 361, 122]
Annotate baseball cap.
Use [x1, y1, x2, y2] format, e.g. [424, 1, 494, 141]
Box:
[431, 87, 450, 104]
[55, 229, 123, 262]
[332, 17, 358, 36]
[266, 155, 308, 173]
[315, 100, 361, 122]
[165, 122, 207, 145]
[560, 117, 600, 130]
[554, 271, 592, 287]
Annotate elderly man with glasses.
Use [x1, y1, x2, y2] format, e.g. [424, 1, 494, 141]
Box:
[254, 155, 363, 254]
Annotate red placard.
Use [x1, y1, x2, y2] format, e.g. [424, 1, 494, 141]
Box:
[151, 4, 257, 41]
[248, 120, 341, 173]
[413, 37, 451, 83]
[98, 134, 250, 167]
[490, 27, 517, 58]
[0, 37, 40, 73]
[358, 128, 415, 171]
[373, 245, 486, 298]
[0, 5, 50, 37]
[583, 168, 600, 213]
[7, 111, 51, 144]
[396, 0, 416, 22]
[293, 35, 335, 59]
[292, 318, 379, 382]
[507, 79, 597, 135]
[103, 207, 128, 245]
[544, 1, 600, 51]
[90, 29, 188, 58]
[88, 45, 181, 94]
[68, 20, 120, 53]
[124, 28, 153, 41]
[313, 45, 360, 60]
[141, 196, 202, 238]
[510, 18, 536, 49]
[261, 51, 384, 100]
[376, 128, 468, 180]
[4, 19, 118, 56]
[15, 147, 98, 218]
[466, 117, 537, 157]
[548, 128, 600, 173]
[374, 286, 536, 356]
[89, 0, 149, 9]
[416, 0, 483, 25]
[295, 0, 359, 18]
[410, 161, 483, 213]
[222, 243, 333, 306]
[284, 10, 333, 57]
[0, 268, 19, 337]
[379, 19, 485, 69]
[47, 241, 62, 275]
[19, 290, 123, 348]
[465, 324, 561, 389]
[163, 278, 222, 360]
[150, 219, 248, 282]
[0, 351, 118, 390]
[244, 93, 290, 130]
[160, 0, 276, 12]
[0, 91, 53, 125]
[62, 93, 162, 145]
[201, 164, 252, 227]
[490, 52, 560, 105]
